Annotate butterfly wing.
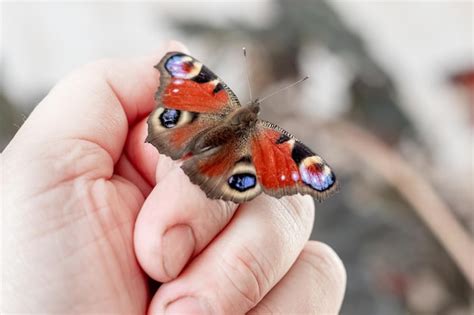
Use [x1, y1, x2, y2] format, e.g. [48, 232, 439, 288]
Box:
[146, 52, 240, 159]
[180, 120, 337, 203]
[181, 132, 262, 203]
[250, 120, 338, 202]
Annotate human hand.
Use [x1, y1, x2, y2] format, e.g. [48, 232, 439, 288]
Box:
[2, 41, 346, 314]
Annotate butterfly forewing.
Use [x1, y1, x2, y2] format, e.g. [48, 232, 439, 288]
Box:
[154, 52, 240, 113]
[146, 52, 241, 160]
[250, 121, 338, 202]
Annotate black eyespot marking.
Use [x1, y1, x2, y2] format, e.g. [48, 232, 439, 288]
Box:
[159, 109, 180, 128]
[192, 65, 217, 83]
[235, 156, 252, 164]
[228, 173, 256, 192]
[291, 141, 315, 164]
[276, 134, 290, 144]
[213, 82, 224, 94]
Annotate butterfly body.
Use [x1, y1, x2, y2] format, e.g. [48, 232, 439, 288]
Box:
[190, 101, 260, 155]
[147, 52, 338, 203]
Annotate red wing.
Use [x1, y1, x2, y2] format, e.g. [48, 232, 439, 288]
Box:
[147, 52, 241, 160]
[251, 121, 338, 201]
[155, 52, 240, 113]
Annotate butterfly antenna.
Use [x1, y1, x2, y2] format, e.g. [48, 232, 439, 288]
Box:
[242, 47, 253, 102]
[258, 76, 310, 104]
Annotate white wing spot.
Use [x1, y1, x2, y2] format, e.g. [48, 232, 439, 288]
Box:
[291, 171, 299, 182]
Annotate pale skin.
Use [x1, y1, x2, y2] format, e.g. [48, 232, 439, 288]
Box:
[2, 41, 346, 314]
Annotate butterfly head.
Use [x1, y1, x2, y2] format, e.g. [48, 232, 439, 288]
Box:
[249, 98, 261, 114]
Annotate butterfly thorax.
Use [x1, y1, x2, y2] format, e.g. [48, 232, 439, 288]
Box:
[228, 100, 260, 129]
[191, 101, 260, 155]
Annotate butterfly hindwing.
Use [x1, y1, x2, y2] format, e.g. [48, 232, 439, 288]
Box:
[180, 120, 337, 203]
[181, 133, 263, 203]
[146, 107, 213, 159]
[146, 52, 240, 160]
[250, 121, 338, 201]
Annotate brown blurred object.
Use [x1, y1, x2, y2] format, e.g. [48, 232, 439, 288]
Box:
[329, 119, 474, 288]
[450, 68, 474, 125]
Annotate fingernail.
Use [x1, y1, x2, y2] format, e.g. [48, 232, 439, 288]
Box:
[165, 297, 210, 315]
[162, 224, 195, 279]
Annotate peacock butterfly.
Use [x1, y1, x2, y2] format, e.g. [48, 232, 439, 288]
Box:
[146, 51, 338, 203]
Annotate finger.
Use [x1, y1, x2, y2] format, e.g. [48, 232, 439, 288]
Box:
[115, 149, 153, 197]
[121, 116, 179, 189]
[249, 241, 346, 314]
[6, 40, 187, 166]
[114, 116, 158, 198]
[148, 194, 315, 314]
[121, 118, 159, 187]
[134, 165, 238, 282]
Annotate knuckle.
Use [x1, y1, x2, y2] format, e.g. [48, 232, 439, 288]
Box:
[219, 244, 274, 307]
[301, 241, 347, 289]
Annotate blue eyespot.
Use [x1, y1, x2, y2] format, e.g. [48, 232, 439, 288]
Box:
[228, 173, 256, 192]
[159, 109, 180, 128]
[165, 54, 192, 78]
[300, 166, 335, 191]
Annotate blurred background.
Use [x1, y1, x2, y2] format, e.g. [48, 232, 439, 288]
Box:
[1, 1, 473, 314]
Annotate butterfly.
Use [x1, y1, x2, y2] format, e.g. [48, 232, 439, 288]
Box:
[146, 52, 338, 203]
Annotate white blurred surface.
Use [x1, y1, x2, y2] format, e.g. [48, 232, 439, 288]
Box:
[1, 1, 272, 108]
